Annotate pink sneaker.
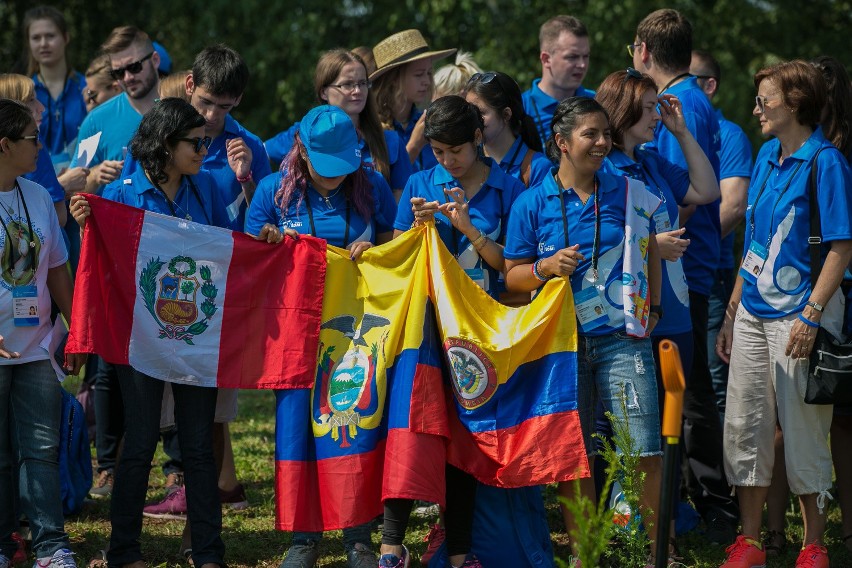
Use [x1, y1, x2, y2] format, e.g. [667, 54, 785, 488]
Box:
[142, 486, 187, 520]
[795, 543, 829, 568]
[719, 535, 766, 568]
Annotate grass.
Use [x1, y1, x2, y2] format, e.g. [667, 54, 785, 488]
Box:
[56, 384, 852, 568]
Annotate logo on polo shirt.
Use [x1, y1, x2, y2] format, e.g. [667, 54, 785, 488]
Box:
[538, 242, 555, 254]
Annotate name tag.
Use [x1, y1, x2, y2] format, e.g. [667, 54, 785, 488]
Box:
[575, 286, 609, 332]
[739, 242, 768, 284]
[13, 285, 39, 327]
[653, 207, 672, 234]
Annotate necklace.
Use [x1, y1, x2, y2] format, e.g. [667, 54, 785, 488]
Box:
[320, 186, 342, 209]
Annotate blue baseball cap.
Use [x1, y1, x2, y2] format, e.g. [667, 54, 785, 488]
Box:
[153, 42, 172, 75]
[300, 105, 361, 177]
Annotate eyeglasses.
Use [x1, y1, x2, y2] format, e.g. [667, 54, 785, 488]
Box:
[627, 42, 642, 58]
[327, 80, 372, 94]
[693, 75, 717, 81]
[176, 136, 212, 153]
[623, 67, 643, 83]
[109, 52, 155, 80]
[16, 132, 40, 145]
[754, 95, 780, 114]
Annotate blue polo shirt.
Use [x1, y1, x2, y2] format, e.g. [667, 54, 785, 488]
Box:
[505, 171, 652, 336]
[394, 105, 437, 172]
[395, 160, 526, 298]
[71, 93, 141, 170]
[202, 114, 271, 232]
[245, 168, 396, 248]
[647, 77, 721, 297]
[265, 122, 412, 190]
[741, 129, 852, 319]
[498, 137, 551, 188]
[521, 79, 595, 155]
[102, 167, 230, 229]
[24, 148, 65, 204]
[603, 148, 691, 335]
[34, 71, 88, 169]
[717, 109, 753, 270]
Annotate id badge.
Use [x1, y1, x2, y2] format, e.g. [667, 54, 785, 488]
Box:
[574, 286, 609, 332]
[653, 208, 672, 233]
[739, 242, 768, 284]
[465, 267, 487, 291]
[13, 285, 39, 327]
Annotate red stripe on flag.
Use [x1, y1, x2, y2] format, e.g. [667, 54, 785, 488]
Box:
[382, 429, 446, 505]
[275, 440, 385, 532]
[217, 233, 326, 389]
[447, 408, 589, 487]
[409, 362, 450, 436]
[67, 196, 143, 363]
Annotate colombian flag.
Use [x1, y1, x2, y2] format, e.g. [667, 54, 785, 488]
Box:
[274, 228, 449, 532]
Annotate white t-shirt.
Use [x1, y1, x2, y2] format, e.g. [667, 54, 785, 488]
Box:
[0, 177, 68, 364]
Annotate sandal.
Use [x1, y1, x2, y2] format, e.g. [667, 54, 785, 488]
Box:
[182, 548, 194, 567]
[763, 529, 787, 557]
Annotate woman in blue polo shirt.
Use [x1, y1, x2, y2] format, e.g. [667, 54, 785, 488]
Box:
[71, 98, 281, 568]
[503, 96, 665, 562]
[715, 60, 852, 568]
[247, 105, 396, 568]
[264, 49, 412, 200]
[463, 71, 551, 189]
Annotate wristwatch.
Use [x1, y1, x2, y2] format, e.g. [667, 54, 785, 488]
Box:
[650, 305, 663, 319]
[806, 300, 824, 313]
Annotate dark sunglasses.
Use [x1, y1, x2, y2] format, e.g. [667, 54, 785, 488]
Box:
[469, 72, 498, 85]
[16, 132, 40, 145]
[109, 52, 155, 80]
[623, 67, 643, 83]
[176, 136, 212, 153]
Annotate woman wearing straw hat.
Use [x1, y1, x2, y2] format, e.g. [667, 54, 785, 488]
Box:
[370, 30, 456, 173]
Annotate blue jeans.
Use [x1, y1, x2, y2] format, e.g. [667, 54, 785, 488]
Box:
[293, 522, 372, 552]
[707, 268, 735, 422]
[0, 360, 70, 559]
[107, 365, 224, 567]
[578, 333, 661, 457]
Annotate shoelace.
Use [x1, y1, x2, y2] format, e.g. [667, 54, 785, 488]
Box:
[797, 544, 827, 568]
[724, 537, 755, 560]
[37, 550, 76, 568]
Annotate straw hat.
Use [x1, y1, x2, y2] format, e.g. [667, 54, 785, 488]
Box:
[370, 29, 457, 81]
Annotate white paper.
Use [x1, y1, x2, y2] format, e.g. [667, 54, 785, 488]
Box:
[39, 317, 69, 382]
[76, 132, 102, 168]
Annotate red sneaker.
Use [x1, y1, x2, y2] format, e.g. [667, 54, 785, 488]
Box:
[719, 535, 766, 568]
[795, 543, 829, 568]
[420, 524, 445, 566]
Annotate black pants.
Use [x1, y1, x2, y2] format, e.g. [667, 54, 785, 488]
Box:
[383, 464, 476, 557]
[683, 292, 739, 524]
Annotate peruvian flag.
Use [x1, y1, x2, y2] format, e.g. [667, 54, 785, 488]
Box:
[66, 195, 325, 389]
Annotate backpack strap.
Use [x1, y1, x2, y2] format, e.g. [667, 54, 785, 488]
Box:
[808, 147, 827, 285]
[520, 148, 534, 187]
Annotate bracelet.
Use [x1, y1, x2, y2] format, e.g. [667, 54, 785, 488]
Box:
[532, 260, 551, 282]
[798, 313, 820, 328]
[472, 233, 488, 251]
[236, 171, 253, 183]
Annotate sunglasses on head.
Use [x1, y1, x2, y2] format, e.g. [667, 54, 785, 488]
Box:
[109, 52, 155, 80]
[622, 68, 644, 84]
[176, 136, 212, 153]
[470, 72, 498, 85]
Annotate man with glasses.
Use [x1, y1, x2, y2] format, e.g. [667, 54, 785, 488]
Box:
[690, 50, 752, 424]
[522, 15, 594, 153]
[184, 44, 271, 231]
[71, 26, 161, 195]
[632, 8, 740, 549]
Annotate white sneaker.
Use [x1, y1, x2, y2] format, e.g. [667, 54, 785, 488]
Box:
[33, 548, 77, 568]
[1, 553, 12, 568]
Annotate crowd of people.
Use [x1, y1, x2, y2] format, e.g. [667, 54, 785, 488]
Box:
[0, 4, 850, 568]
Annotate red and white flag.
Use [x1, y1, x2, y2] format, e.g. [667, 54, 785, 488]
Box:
[67, 195, 326, 389]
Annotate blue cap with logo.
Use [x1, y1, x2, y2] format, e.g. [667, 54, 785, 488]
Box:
[300, 105, 361, 177]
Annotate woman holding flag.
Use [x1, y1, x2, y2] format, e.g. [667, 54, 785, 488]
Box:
[245, 104, 397, 568]
[70, 98, 281, 568]
[503, 96, 665, 563]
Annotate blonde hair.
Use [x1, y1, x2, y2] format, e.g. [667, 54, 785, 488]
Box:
[159, 71, 190, 101]
[432, 51, 482, 99]
[0, 74, 36, 102]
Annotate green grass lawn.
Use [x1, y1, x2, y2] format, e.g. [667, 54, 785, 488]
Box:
[59, 387, 852, 567]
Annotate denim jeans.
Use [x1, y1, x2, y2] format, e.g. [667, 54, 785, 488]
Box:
[0, 360, 70, 559]
[577, 332, 661, 457]
[707, 268, 735, 422]
[93, 356, 123, 473]
[107, 365, 224, 567]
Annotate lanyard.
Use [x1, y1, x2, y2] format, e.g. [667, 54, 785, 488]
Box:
[748, 160, 805, 248]
[555, 174, 600, 280]
[499, 139, 524, 174]
[0, 181, 38, 273]
[528, 97, 548, 150]
[153, 176, 210, 224]
[305, 188, 351, 247]
[659, 73, 691, 94]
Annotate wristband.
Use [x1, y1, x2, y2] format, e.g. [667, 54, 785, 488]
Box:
[236, 171, 253, 183]
[532, 260, 551, 282]
[798, 313, 820, 328]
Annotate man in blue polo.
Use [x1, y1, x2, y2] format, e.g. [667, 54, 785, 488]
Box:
[185, 44, 271, 231]
[690, 50, 753, 422]
[632, 8, 739, 547]
[522, 15, 595, 152]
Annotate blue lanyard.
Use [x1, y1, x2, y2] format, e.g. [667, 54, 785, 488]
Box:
[748, 160, 804, 248]
[555, 174, 600, 279]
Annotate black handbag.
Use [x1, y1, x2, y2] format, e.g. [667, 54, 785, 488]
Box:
[805, 147, 852, 404]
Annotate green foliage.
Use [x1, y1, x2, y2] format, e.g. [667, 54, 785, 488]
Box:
[180, 279, 195, 299]
[139, 257, 165, 323]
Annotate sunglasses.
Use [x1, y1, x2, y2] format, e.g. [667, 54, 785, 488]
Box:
[109, 52, 155, 80]
[470, 72, 498, 85]
[176, 136, 212, 153]
[623, 67, 643, 83]
[627, 42, 642, 58]
[16, 131, 40, 145]
[754, 95, 780, 114]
